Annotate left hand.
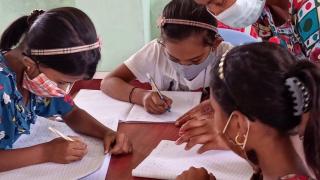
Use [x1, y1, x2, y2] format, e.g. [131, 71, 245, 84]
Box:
[103, 131, 133, 155]
[176, 167, 216, 180]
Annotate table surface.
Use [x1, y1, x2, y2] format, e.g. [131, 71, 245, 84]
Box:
[106, 123, 180, 180]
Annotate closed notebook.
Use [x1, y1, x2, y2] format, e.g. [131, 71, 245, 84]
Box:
[0, 116, 118, 180]
[132, 140, 253, 180]
[74, 90, 202, 123]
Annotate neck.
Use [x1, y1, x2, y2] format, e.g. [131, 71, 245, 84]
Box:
[4, 48, 27, 85]
[253, 136, 307, 179]
[267, 0, 289, 11]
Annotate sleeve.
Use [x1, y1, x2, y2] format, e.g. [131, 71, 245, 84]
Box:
[0, 75, 16, 149]
[124, 40, 160, 83]
[35, 94, 74, 117]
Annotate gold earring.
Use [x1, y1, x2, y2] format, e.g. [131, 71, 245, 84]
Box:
[235, 133, 246, 147]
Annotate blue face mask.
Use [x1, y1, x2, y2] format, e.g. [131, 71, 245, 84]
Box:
[169, 53, 212, 80]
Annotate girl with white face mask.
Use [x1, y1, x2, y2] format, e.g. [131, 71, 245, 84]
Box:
[0, 8, 132, 172]
[177, 42, 319, 180]
[101, 0, 233, 115]
[195, 0, 320, 63]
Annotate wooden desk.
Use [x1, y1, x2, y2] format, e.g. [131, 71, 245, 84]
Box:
[106, 123, 180, 180]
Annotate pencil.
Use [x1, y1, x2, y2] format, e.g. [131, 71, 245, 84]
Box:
[48, 127, 74, 142]
[146, 73, 171, 112]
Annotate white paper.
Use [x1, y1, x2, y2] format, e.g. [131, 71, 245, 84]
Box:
[0, 117, 115, 180]
[74, 89, 133, 121]
[132, 140, 253, 180]
[124, 91, 202, 123]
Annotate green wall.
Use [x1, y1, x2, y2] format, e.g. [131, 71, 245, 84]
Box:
[0, 0, 168, 71]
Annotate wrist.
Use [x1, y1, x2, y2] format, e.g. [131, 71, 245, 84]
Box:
[38, 143, 50, 163]
[131, 88, 149, 106]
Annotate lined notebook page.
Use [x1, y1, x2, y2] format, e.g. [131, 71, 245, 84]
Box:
[132, 140, 253, 180]
[124, 91, 202, 123]
[0, 117, 114, 180]
[74, 89, 133, 122]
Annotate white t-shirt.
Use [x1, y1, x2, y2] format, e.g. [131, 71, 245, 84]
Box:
[124, 39, 233, 91]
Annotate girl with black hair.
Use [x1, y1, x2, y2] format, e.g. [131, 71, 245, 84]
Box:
[177, 42, 319, 180]
[101, 0, 232, 115]
[0, 7, 132, 172]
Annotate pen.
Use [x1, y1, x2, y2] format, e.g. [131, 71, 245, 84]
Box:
[48, 126, 74, 142]
[146, 73, 171, 112]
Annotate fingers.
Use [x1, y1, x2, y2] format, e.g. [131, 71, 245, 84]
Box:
[104, 134, 116, 154]
[176, 127, 208, 145]
[185, 134, 213, 151]
[109, 133, 125, 155]
[180, 119, 207, 132]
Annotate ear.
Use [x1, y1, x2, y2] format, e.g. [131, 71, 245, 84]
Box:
[22, 56, 39, 78]
[229, 111, 250, 137]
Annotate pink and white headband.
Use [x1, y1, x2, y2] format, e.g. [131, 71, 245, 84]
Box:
[158, 16, 218, 33]
[29, 39, 101, 56]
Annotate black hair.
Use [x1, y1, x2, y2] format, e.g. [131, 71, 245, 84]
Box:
[161, 0, 218, 46]
[210, 42, 320, 179]
[0, 7, 100, 79]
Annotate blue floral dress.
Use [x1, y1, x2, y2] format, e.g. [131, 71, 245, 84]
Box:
[0, 53, 74, 149]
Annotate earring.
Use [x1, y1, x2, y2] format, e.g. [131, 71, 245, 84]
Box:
[27, 66, 31, 71]
[235, 133, 246, 147]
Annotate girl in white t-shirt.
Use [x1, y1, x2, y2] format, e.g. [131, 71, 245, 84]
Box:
[101, 0, 232, 114]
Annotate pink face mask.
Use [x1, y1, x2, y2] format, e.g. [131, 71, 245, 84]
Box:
[22, 72, 71, 97]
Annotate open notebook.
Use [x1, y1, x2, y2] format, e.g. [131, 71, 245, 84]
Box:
[74, 90, 202, 123]
[0, 117, 118, 180]
[132, 140, 254, 180]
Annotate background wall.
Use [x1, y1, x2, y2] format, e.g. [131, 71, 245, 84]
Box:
[0, 0, 170, 71]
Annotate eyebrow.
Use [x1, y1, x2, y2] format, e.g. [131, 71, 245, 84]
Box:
[167, 52, 205, 62]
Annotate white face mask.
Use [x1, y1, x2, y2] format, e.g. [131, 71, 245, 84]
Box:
[208, 0, 266, 28]
[169, 53, 212, 80]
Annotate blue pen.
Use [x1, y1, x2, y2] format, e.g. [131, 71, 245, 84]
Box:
[146, 73, 171, 112]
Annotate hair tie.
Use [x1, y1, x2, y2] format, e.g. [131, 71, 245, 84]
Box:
[27, 9, 45, 26]
[218, 50, 230, 80]
[285, 77, 311, 116]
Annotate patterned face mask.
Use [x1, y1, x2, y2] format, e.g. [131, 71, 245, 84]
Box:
[22, 72, 71, 97]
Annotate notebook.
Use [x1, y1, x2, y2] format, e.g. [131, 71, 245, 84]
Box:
[132, 140, 254, 180]
[0, 116, 118, 180]
[74, 90, 202, 123]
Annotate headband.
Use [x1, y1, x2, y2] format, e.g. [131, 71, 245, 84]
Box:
[158, 16, 218, 33]
[29, 39, 101, 56]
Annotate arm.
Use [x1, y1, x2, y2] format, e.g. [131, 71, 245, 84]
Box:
[101, 64, 172, 114]
[63, 105, 132, 154]
[100, 64, 147, 106]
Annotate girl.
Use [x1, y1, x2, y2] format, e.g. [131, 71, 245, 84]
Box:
[177, 42, 319, 179]
[101, 0, 232, 114]
[0, 7, 132, 172]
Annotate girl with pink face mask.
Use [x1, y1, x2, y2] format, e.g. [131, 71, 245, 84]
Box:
[0, 7, 132, 172]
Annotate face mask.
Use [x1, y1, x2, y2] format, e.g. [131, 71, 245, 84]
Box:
[23, 72, 71, 97]
[208, 0, 266, 28]
[169, 53, 212, 80]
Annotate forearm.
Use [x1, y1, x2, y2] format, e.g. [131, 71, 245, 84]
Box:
[100, 77, 148, 106]
[63, 106, 113, 139]
[0, 144, 47, 172]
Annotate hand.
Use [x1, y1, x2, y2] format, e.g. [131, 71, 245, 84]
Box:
[44, 136, 88, 164]
[175, 100, 213, 127]
[176, 167, 216, 180]
[103, 131, 133, 155]
[176, 116, 229, 153]
[142, 91, 173, 114]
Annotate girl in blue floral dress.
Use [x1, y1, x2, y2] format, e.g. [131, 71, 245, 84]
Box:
[0, 8, 132, 172]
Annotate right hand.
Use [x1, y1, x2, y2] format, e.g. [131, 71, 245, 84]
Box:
[44, 136, 88, 164]
[142, 91, 173, 114]
[175, 100, 213, 127]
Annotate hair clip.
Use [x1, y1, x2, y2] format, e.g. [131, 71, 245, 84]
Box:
[218, 51, 229, 80]
[285, 77, 311, 116]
